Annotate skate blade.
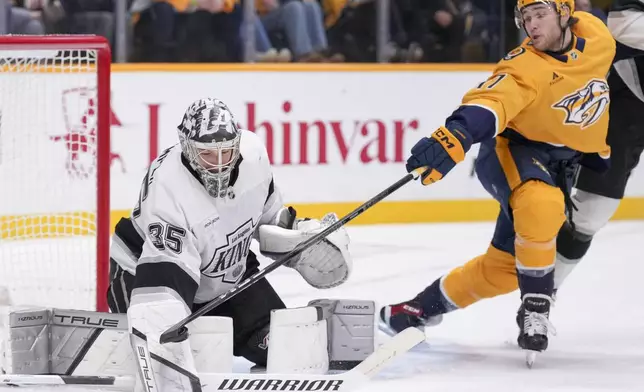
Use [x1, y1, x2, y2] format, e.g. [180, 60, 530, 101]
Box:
[525, 350, 539, 368]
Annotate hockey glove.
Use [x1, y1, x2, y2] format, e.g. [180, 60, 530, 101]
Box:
[406, 125, 472, 185]
[259, 209, 352, 289]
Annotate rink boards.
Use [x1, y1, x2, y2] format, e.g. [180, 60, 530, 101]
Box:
[1, 64, 643, 236]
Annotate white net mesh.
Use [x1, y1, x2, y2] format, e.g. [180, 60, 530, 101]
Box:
[0, 48, 102, 312]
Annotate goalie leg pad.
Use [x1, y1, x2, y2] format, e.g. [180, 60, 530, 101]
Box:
[266, 307, 329, 375]
[266, 299, 375, 374]
[7, 309, 50, 374]
[308, 299, 375, 371]
[186, 316, 233, 373]
[8, 308, 130, 376]
[7, 306, 234, 380]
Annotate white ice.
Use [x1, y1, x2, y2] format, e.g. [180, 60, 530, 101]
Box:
[3, 221, 644, 391]
[260, 220, 644, 392]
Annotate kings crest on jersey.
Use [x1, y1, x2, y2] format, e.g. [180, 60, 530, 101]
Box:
[110, 99, 281, 306]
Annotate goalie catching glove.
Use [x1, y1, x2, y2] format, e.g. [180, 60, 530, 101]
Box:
[259, 207, 352, 289]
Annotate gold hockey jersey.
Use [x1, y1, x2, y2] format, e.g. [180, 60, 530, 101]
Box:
[459, 12, 616, 155]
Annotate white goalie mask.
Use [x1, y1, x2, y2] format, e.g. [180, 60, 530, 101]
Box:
[177, 98, 241, 198]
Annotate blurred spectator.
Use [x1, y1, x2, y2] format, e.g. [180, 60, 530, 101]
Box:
[575, 0, 607, 24]
[468, 0, 505, 61]
[242, 13, 292, 62]
[132, 0, 244, 62]
[131, 0, 177, 62]
[323, 0, 421, 63]
[59, 0, 115, 47]
[502, 0, 520, 53]
[7, 0, 565, 64]
[180, 0, 244, 62]
[323, 0, 488, 63]
[412, 0, 488, 62]
[0, 0, 45, 35]
[457, 0, 488, 62]
[257, 0, 342, 62]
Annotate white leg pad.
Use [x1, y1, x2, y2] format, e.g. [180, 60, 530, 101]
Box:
[267, 307, 328, 375]
[186, 316, 233, 373]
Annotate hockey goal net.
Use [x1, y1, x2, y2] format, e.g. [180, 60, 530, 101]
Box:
[0, 36, 111, 313]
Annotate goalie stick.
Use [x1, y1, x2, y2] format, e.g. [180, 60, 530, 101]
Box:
[130, 327, 163, 392]
[1, 327, 426, 391]
[160, 167, 427, 344]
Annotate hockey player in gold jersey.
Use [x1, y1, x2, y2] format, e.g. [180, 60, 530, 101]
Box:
[380, 0, 616, 366]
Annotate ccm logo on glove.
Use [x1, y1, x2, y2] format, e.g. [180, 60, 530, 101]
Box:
[432, 128, 466, 161]
[406, 125, 472, 186]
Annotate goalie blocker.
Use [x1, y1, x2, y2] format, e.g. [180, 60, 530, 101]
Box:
[5, 299, 374, 377]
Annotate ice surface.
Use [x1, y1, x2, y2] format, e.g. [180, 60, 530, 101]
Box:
[265, 221, 644, 391]
[3, 221, 643, 391]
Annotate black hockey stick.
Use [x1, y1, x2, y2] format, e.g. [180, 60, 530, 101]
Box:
[159, 167, 427, 344]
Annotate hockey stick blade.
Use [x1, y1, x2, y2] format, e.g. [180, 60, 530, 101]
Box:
[349, 326, 426, 379]
[160, 168, 427, 344]
[198, 326, 426, 391]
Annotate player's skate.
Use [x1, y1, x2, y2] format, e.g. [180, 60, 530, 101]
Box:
[517, 294, 556, 368]
[379, 299, 442, 336]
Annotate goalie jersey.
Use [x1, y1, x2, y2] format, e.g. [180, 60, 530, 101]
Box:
[110, 130, 282, 307]
[447, 12, 615, 155]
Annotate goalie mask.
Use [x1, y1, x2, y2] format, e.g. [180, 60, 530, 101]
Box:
[178, 98, 241, 198]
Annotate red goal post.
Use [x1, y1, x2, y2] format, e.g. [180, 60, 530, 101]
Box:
[0, 35, 111, 312]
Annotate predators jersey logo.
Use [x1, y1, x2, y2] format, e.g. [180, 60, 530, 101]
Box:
[552, 79, 610, 129]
